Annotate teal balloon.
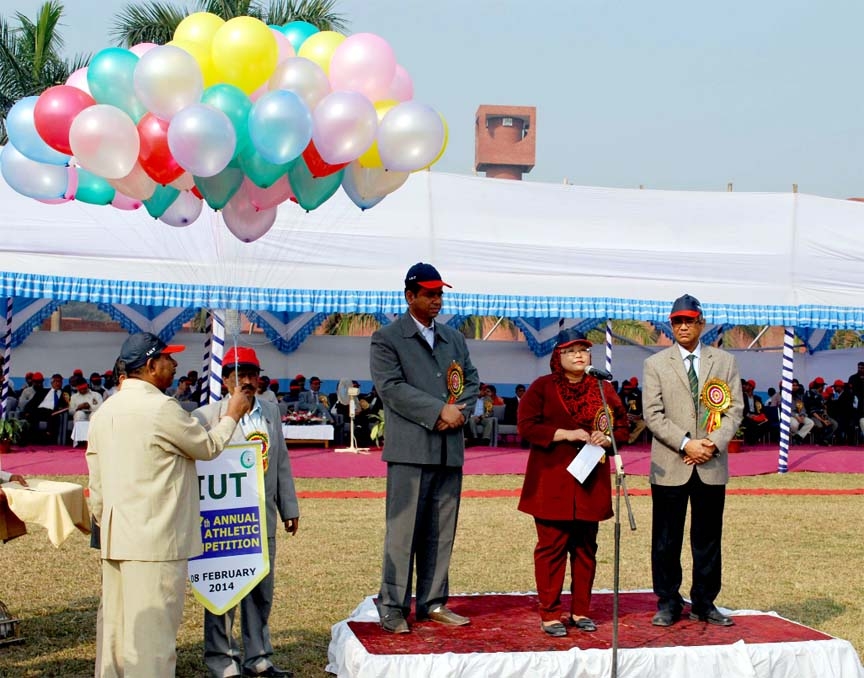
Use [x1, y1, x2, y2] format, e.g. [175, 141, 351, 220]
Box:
[194, 167, 244, 210]
[201, 84, 252, 159]
[143, 184, 180, 218]
[75, 169, 115, 205]
[238, 146, 296, 188]
[280, 21, 319, 52]
[288, 157, 343, 212]
[87, 48, 146, 121]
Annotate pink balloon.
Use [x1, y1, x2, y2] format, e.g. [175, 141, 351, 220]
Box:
[388, 64, 413, 102]
[222, 188, 277, 242]
[66, 68, 92, 95]
[312, 91, 377, 165]
[270, 28, 296, 64]
[329, 33, 396, 102]
[130, 42, 158, 57]
[244, 176, 295, 210]
[112, 192, 143, 210]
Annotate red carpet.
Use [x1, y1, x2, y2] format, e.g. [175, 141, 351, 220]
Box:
[347, 592, 830, 655]
[2, 442, 863, 479]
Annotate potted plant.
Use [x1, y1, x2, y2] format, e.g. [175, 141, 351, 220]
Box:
[0, 419, 27, 454]
[727, 427, 744, 454]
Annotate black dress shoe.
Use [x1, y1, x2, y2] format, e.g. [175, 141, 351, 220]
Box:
[242, 666, 293, 677]
[689, 609, 734, 626]
[379, 610, 410, 633]
[651, 609, 680, 627]
[540, 621, 567, 637]
[568, 616, 597, 632]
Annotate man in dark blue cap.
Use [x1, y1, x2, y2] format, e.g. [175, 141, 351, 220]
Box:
[642, 294, 744, 628]
[370, 262, 480, 634]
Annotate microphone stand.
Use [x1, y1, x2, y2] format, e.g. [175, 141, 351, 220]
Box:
[594, 376, 637, 678]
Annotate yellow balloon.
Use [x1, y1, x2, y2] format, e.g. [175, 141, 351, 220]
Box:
[174, 12, 224, 46]
[358, 99, 399, 169]
[211, 17, 278, 94]
[169, 39, 218, 88]
[296, 31, 345, 75]
[420, 114, 448, 170]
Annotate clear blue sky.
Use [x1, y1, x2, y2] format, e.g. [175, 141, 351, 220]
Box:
[10, 0, 864, 198]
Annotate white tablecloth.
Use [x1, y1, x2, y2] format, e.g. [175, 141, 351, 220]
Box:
[71, 421, 89, 444]
[282, 424, 334, 441]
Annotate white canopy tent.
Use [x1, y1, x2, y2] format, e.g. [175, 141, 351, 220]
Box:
[2, 170, 864, 327]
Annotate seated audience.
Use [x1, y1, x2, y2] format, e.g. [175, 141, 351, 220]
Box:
[804, 377, 838, 446]
[70, 376, 103, 422]
[827, 379, 855, 444]
[740, 379, 769, 444]
[619, 379, 647, 444]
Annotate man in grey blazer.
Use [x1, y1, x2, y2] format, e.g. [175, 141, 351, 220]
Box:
[193, 346, 299, 678]
[643, 294, 743, 628]
[87, 332, 250, 678]
[370, 262, 479, 634]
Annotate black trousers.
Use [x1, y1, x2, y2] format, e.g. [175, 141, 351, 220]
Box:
[651, 469, 726, 615]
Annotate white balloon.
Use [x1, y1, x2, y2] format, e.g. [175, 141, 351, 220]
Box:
[159, 190, 203, 227]
[312, 91, 377, 165]
[69, 104, 140, 179]
[268, 57, 331, 111]
[134, 45, 204, 120]
[168, 104, 235, 177]
[377, 102, 445, 172]
[222, 187, 277, 242]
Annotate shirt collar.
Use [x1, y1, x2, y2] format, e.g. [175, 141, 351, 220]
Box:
[677, 343, 702, 361]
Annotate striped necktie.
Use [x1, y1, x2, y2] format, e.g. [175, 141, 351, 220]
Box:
[686, 355, 699, 408]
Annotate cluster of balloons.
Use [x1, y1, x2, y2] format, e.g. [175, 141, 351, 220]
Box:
[1, 13, 447, 242]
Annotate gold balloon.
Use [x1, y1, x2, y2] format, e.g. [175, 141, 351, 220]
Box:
[211, 17, 278, 94]
[296, 31, 346, 75]
[358, 99, 399, 169]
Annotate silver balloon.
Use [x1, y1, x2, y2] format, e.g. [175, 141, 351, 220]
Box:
[345, 161, 408, 201]
[268, 57, 331, 111]
[377, 101, 445, 172]
[222, 189, 277, 242]
[168, 104, 236, 178]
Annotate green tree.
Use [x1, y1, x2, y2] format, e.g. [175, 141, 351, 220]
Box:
[586, 319, 659, 347]
[459, 316, 521, 341]
[111, 0, 348, 47]
[319, 313, 381, 337]
[0, 1, 89, 144]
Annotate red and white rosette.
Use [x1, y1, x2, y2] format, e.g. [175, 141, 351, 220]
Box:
[700, 378, 732, 433]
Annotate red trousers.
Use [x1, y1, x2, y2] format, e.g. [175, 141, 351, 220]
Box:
[533, 518, 599, 621]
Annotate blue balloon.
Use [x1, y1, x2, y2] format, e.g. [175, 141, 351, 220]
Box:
[248, 90, 312, 165]
[6, 97, 70, 166]
[0, 144, 68, 199]
[280, 21, 319, 52]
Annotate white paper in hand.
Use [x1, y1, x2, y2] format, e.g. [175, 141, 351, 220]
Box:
[566, 444, 605, 484]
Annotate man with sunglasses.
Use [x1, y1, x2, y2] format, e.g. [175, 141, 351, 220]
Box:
[642, 294, 743, 628]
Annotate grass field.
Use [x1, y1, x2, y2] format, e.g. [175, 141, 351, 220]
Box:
[1, 471, 863, 677]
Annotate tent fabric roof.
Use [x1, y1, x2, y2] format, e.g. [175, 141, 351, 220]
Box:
[2, 168, 864, 327]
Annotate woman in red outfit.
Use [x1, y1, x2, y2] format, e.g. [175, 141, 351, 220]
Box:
[518, 329, 629, 637]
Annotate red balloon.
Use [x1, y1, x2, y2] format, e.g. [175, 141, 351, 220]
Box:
[33, 85, 96, 155]
[302, 140, 348, 178]
[137, 113, 185, 185]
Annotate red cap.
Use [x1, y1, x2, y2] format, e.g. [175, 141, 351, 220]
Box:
[73, 368, 83, 375]
[223, 347, 260, 371]
[630, 377, 639, 386]
[33, 371, 44, 380]
[833, 379, 845, 388]
[295, 373, 305, 380]
[746, 379, 756, 388]
[25, 371, 33, 378]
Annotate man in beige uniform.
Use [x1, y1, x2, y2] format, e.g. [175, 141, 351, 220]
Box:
[87, 332, 250, 677]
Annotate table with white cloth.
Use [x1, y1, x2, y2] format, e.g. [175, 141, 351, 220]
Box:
[71, 421, 89, 445]
[282, 424, 334, 448]
[0, 478, 90, 546]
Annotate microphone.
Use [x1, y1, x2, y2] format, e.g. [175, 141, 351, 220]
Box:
[585, 365, 613, 381]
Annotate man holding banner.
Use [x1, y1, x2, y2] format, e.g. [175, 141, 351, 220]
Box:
[194, 346, 299, 678]
[87, 332, 250, 678]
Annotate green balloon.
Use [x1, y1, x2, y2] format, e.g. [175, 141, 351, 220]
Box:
[238, 147, 296, 188]
[288, 158, 343, 212]
[75, 169, 115, 206]
[195, 168, 244, 210]
[143, 185, 180, 218]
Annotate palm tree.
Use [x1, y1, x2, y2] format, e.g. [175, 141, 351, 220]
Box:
[459, 316, 522, 341]
[319, 313, 381, 337]
[0, 1, 89, 144]
[111, 0, 348, 47]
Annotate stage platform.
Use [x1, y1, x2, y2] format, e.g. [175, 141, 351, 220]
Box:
[327, 591, 864, 678]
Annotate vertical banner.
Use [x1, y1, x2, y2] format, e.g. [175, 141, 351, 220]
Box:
[189, 441, 268, 615]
